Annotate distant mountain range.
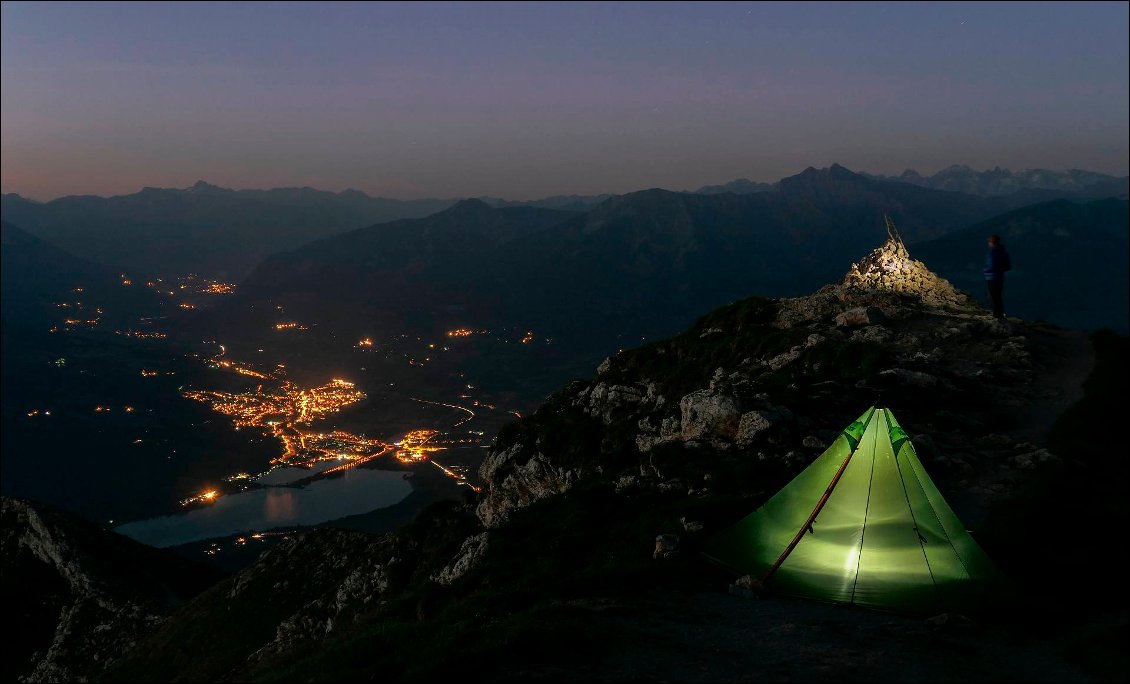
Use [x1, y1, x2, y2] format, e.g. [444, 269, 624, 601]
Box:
[693, 166, 1128, 198]
[1, 183, 456, 281]
[6, 165, 1123, 282]
[861, 165, 1128, 197]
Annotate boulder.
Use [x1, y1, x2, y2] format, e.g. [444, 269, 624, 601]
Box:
[736, 405, 791, 445]
[431, 533, 490, 586]
[679, 390, 742, 441]
[477, 445, 585, 527]
[582, 382, 644, 424]
[834, 306, 886, 328]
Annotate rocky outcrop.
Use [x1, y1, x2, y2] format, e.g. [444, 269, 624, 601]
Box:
[576, 382, 646, 424]
[231, 530, 400, 665]
[432, 532, 490, 586]
[1, 498, 217, 683]
[636, 415, 682, 452]
[468, 232, 1039, 557]
[477, 445, 587, 528]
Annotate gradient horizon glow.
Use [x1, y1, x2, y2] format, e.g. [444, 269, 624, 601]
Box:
[2, 1, 1127, 201]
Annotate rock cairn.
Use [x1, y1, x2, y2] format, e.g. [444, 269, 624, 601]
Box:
[840, 218, 972, 309]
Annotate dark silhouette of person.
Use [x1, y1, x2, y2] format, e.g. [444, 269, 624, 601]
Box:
[983, 234, 1011, 319]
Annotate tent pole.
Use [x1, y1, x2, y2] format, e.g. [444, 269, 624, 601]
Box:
[761, 440, 859, 584]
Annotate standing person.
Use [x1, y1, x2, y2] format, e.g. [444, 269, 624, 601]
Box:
[983, 234, 1011, 319]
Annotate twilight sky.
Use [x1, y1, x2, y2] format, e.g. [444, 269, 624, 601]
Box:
[2, 1, 1127, 201]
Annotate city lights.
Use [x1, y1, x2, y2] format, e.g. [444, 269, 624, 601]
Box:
[182, 350, 486, 499]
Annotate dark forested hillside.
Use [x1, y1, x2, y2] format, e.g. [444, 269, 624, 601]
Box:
[1, 220, 160, 332]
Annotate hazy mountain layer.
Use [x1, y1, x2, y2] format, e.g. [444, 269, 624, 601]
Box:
[1, 183, 456, 280]
[863, 165, 1128, 197]
[8, 164, 1123, 282]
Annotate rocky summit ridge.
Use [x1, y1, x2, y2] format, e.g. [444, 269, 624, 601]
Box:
[472, 234, 1027, 532]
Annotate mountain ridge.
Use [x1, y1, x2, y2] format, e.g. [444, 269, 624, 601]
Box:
[690, 165, 1128, 198]
[7, 163, 1124, 280]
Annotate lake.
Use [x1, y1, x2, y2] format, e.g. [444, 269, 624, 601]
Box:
[115, 467, 413, 547]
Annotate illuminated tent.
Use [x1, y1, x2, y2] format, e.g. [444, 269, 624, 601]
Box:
[704, 407, 1005, 613]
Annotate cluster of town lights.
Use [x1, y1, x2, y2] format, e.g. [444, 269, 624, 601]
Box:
[177, 346, 487, 506]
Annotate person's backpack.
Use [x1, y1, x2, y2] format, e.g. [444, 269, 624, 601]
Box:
[1000, 248, 1011, 272]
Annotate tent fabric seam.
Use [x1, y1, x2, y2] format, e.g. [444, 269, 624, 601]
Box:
[886, 410, 941, 595]
[900, 440, 974, 582]
[849, 411, 882, 605]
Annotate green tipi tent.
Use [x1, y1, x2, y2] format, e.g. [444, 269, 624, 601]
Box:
[704, 407, 1005, 613]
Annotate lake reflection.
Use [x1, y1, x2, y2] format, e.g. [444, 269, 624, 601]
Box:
[116, 468, 413, 548]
